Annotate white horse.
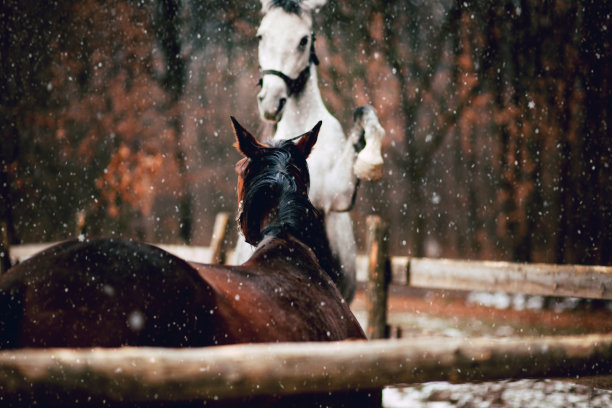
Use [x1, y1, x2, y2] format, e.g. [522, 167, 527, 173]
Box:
[234, 0, 385, 303]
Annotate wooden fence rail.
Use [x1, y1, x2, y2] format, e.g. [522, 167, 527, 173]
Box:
[2, 334, 612, 405]
[5, 212, 234, 267]
[376, 257, 612, 300]
[361, 254, 612, 338]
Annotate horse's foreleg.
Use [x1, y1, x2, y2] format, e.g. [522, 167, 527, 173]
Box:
[351, 105, 385, 181]
[325, 211, 357, 303]
[323, 131, 361, 212]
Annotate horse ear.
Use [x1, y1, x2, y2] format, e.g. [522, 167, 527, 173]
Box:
[260, 0, 273, 13]
[231, 117, 265, 158]
[301, 0, 327, 13]
[295, 120, 321, 158]
[261, 0, 326, 14]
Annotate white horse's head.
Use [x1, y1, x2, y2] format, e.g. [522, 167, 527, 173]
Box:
[256, 0, 326, 123]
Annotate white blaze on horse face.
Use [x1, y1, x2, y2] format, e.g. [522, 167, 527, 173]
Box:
[257, 9, 313, 123]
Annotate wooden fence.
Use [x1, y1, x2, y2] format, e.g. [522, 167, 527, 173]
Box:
[359, 215, 612, 339]
[2, 213, 612, 405]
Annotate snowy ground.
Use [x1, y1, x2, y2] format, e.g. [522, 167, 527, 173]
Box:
[351, 289, 612, 408]
[383, 379, 612, 408]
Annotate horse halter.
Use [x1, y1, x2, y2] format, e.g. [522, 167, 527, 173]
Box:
[258, 33, 320, 97]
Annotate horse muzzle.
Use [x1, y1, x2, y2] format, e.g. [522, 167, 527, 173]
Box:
[257, 79, 288, 123]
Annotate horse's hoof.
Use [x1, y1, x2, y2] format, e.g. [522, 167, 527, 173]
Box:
[354, 153, 383, 181]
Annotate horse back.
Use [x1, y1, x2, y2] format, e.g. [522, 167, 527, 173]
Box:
[193, 237, 366, 345]
[0, 238, 218, 348]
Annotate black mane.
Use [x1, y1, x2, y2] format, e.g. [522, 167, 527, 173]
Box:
[270, 0, 303, 15]
[239, 138, 311, 245]
[239, 139, 342, 285]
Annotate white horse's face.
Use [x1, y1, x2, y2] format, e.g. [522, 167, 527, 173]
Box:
[257, 9, 313, 123]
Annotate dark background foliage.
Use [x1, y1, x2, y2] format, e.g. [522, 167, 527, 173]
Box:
[1, 0, 610, 266]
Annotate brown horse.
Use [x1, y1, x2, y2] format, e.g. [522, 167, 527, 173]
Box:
[0, 118, 381, 407]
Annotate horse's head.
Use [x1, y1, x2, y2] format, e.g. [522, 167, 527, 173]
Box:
[231, 116, 321, 245]
[256, 0, 326, 123]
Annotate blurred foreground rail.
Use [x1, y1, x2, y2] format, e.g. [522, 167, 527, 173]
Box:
[1, 334, 612, 405]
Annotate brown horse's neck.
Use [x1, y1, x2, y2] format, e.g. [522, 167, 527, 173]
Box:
[238, 138, 342, 288]
[247, 233, 336, 286]
[254, 190, 343, 288]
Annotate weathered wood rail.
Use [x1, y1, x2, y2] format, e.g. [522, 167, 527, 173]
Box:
[8, 212, 234, 266]
[2, 334, 612, 405]
[378, 257, 612, 300]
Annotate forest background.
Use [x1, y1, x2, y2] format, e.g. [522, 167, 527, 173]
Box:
[1, 0, 610, 269]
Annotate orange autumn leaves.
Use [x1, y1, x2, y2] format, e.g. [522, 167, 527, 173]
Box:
[96, 144, 164, 219]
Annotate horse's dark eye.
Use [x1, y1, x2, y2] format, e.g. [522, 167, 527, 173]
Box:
[298, 36, 308, 48]
[256, 34, 263, 41]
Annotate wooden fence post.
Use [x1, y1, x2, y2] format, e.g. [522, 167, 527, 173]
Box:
[209, 212, 231, 264]
[365, 215, 391, 339]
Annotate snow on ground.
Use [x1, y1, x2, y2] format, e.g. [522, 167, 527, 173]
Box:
[383, 380, 612, 408]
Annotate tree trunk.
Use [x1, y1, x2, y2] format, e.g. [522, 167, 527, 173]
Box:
[154, 0, 191, 243]
[574, 3, 611, 265]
